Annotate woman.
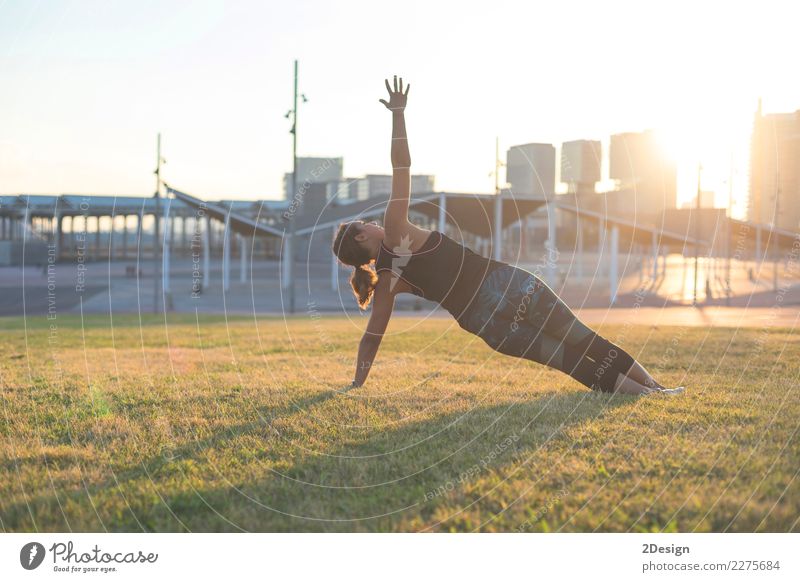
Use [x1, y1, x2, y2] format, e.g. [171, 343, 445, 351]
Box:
[333, 76, 685, 396]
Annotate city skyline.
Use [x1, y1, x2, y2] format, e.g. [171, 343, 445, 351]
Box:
[2, 0, 799, 222]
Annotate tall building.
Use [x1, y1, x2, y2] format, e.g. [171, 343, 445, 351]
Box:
[284, 156, 344, 199]
[506, 143, 556, 198]
[749, 101, 800, 230]
[560, 139, 601, 196]
[608, 130, 677, 217]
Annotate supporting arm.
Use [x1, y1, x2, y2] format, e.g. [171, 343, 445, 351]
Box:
[350, 275, 395, 387]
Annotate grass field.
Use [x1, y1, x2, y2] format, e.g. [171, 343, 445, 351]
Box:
[1, 313, 799, 532]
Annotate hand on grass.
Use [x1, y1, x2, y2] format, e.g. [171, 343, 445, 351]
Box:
[342, 380, 362, 392]
[643, 386, 686, 396]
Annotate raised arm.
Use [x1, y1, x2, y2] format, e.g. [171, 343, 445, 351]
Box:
[379, 76, 412, 246]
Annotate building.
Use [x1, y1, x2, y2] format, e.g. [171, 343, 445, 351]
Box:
[325, 174, 436, 204]
[411, 174, 436, 195]
[506, 143, 556, 198]
[748, 101, 800, 230]
[556, 139, 602, 243]
[560, 139, 601, 196]
[608, 130, 677, 218]
[284, 157, 344, 199]
[325, 179, 358, 203]
[681, 190, 716, 209]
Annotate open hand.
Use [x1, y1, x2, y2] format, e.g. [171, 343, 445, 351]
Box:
[379, 75, 410, 112]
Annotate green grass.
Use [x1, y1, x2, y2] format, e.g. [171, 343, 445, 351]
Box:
[1, 313, 798, 532]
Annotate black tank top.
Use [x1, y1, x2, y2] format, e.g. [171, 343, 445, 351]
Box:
[375, 230, 504, 321]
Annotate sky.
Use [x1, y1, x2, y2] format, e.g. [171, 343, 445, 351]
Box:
[1, 0, 799, 217]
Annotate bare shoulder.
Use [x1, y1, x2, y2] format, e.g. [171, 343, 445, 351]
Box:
[384, 222, 433, 253]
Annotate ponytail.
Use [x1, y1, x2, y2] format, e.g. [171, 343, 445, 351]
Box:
[333, 221, 379, 310]
[350, 263, 378, 310]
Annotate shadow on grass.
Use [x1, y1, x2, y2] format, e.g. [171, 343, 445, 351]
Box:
[3, 388, 637, 532]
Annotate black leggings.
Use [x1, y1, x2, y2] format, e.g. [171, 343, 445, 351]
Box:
[458, 265, 637, 393]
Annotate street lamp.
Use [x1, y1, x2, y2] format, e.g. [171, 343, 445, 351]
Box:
[284, 60, 308, 314]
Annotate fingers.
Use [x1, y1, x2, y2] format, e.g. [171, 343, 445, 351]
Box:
[385, 75, 410, 96]
[379, 99, 389, 108]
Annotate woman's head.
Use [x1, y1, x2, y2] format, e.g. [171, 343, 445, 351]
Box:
[332, 221, 385, 309]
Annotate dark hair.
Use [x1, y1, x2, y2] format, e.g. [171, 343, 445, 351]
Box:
[332, 221, 378, 309]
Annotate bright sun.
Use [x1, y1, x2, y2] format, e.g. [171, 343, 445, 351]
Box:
[652, 107, 752, 216]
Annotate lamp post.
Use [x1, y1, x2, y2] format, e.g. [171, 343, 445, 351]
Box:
[153, 133, 165, 314]
[692, 161, 702, 306]
[285, 60, 308, 314]
[725, 150, 734, 306]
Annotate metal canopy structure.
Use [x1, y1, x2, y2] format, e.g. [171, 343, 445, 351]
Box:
[294, 193, 438, 235]
[0, 193, 289, 219]
[5, 192, 799, 253]
[167, 187, 284, 238]
[556, 203, 706, 248]
[408, 193, 547, 237]
[728, 217, 800, 250]
[166, 189, 550, 239]
[173, 190, 547, 239]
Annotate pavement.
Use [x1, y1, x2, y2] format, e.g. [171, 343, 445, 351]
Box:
[573, 306, 800, 328]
